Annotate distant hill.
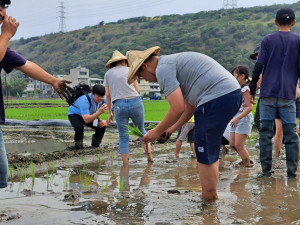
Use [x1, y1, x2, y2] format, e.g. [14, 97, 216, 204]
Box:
[9, 2, 300, 78]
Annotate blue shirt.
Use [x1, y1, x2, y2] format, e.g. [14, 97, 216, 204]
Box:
[257, 31, 300, 100]
[68, 93, 106, 117]
[0, 48, 27, 124]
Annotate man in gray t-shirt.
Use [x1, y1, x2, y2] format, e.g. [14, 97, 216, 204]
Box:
[127, 46, 242, 204]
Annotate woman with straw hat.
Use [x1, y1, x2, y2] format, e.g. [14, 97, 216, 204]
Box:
[127, 46, 242, 203]
[103, 50, 153, 164]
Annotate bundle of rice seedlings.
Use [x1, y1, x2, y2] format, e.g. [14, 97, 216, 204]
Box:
[126, 125, 149, 153]
[126, 125, 143, 137]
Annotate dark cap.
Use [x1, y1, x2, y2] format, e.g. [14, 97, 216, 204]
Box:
[276, 8, 295, 21]
[250, 46, 259, 60]
[0, 0, 11, 7]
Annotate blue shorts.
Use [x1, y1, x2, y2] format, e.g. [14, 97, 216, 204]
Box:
[194, 89, 242, 165]
[230, 112, 253, 135]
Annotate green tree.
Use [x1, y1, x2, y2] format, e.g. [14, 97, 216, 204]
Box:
[9, 78, 28, 96]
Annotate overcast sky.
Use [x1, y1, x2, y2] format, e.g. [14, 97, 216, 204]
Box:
[7, 0, 300, 40]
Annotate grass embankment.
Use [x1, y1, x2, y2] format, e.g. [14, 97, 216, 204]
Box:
[5, 99, 170, 121]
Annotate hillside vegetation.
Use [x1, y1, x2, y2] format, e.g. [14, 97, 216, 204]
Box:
[9, 2, 300, 77]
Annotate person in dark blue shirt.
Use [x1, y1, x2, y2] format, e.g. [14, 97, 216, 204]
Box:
[0, 0, 71, 188]
[249, 8, 300, 178]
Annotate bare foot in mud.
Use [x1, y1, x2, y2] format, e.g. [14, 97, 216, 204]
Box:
[239, 159, 254, 168]
[199, 189, 218, 204]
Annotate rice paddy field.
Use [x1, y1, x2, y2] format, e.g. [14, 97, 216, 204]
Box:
[4, 99, 171, 121]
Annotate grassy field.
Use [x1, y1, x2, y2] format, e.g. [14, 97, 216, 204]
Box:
[4, 99, 170, 121]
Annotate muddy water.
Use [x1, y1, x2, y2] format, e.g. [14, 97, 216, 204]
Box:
[0, 126, 300, 224]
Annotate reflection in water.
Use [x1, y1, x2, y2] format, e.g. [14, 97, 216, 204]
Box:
[6, 138, 68, 154]
[3, 130, 300, 224]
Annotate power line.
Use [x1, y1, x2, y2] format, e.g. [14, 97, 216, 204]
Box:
[57, 1, 67, 33]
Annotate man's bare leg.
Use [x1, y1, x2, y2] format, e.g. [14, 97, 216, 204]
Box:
[198, 160, 219, 203]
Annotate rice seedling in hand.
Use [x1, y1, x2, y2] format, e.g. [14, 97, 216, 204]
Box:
[126, 125, 144, 137]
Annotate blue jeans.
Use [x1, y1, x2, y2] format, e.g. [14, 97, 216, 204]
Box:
[260, 98, 296, 124]
[259, 98, 298, 176]
[0, 128, 8, 188]
[114, 97, 146, 154]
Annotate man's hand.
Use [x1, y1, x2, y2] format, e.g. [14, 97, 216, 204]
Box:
[142, 128, 161, 143]
[108, 112, 114, 123]
[98, 119, 109, 128]
[1, 16, 19, 40]
[52, 79, 72, 100]
[250, 95, 256, 104]
[156, 131, 172, 144]
[98, 103, 108, 114]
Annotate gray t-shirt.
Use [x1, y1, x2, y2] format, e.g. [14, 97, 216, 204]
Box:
[103, 66, 140, 102]
[156, 52, 240, 107]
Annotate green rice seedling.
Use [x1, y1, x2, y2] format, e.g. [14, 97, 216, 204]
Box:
[126, 125, 150, 153]
[138, 148, 143, 157]
[46, 169, 51, 191]
[126, 125, 143, 137]
[98, 152, 101, 163]
[119, 176, 125, 191]
[105, 177, 110, 190]
[63, 170, 71, 191]
[81, 156, 87, 170]
[168, 142, 171, 149]
[67, 157, 71, 169]
[50, 161, 56, 180]
[110, 152, 114, 161]
[8, 165, 13, 179]
[29, 161, 36, 186]
[98, 152, 102, 171]
[16, 166, 26, 182]
[160, 144, 163, 153]
[79, 171, 94, 189]
[50, 161, 55, 174]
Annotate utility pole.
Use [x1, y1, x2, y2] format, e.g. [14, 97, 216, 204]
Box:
[57, 1, 67, 33]
[223, 0, 237, 9]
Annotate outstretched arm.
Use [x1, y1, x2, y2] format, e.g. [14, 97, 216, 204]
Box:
[142, 87, 185, 143]
[14, 60, 71, 100]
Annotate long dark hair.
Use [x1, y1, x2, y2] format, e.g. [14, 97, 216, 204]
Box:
[231, 65, 251, 86]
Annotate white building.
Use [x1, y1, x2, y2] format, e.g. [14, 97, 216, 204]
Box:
[23, 66, 160, 97]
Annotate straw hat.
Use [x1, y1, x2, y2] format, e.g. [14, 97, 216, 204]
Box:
[127, 46, 160, 84]
[105, 50, 127, 68]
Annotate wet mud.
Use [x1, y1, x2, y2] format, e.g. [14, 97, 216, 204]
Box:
[1, 125, 300, 224]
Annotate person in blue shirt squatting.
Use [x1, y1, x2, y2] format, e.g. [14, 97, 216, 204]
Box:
[249, 8, 300, 178]
[127, 46, 242, 204]
[68, 84, 110, 150]
[0, 0, 71, 189]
